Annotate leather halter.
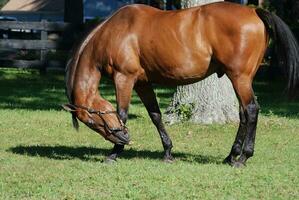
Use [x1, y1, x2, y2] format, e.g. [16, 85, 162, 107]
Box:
[71, 104, 127, 135]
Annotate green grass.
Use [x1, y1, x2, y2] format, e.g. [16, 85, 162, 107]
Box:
[0, 68, 298, 199]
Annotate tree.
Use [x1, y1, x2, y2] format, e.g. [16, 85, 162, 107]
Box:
[259, 0, 264, 6]
[165, 0, 239, 124]
[63, 0, 84, 50]
[64, 0, 83, 25]
[0, 0, 8, 8]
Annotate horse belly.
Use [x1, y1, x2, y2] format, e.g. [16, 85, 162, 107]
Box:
[147, 72, 208, 85]
[143, 57, 212, 85]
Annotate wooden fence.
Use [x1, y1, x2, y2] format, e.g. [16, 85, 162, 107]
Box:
[0, 20, 72, 72]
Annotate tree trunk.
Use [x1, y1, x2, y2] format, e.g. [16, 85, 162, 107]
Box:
[181, 0, 222, 7]
[64, 0, 83, 25]
[63, 0, 84, 49]
[259, 0, 264, 6]
[0, 0, 8, 8]
[165, 0, 239, 124]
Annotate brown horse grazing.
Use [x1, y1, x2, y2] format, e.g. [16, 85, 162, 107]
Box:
[63, 2, 299, 166]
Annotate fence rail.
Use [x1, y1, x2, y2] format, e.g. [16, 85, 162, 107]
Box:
[0, 39, 69, 50]
[0, 20, 72, 72]
[0, 21, 69, 31]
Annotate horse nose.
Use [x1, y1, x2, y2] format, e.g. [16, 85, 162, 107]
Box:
[114, 130, 130, 145]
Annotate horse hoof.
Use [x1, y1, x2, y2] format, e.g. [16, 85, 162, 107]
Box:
[103, 158, 117, 164]
[163, 156, 175, 163]
[232, 161, 246, 168]
[223, 157, 245, 168]
[223, 156, 234, 165]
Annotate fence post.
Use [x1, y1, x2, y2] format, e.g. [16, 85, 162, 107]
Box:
[40, 20, 48, 74]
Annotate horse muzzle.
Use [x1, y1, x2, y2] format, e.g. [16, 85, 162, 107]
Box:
[108, 130, 130, 145]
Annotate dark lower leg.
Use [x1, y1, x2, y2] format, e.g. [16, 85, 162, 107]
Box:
[135, 84, 173, 161]
[118, 108, 128, 124]
[237, 99, 259, 165]
[105, 108, 128, 162]
[224, 109, 246, 165]
[149, 112, 173, 161]
[106, 144, 124, 161]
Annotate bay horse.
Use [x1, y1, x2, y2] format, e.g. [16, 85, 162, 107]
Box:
[63, 2, 299, 167]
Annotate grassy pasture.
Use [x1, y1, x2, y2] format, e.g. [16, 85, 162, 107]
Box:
[0, 68, 298, 199]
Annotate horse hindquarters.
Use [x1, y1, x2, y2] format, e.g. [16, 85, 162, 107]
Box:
[224, 8, 299, 167]
[217, 16, 267, 167]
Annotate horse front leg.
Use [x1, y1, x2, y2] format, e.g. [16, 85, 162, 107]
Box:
[135, 83, 174, 162]
[105, 73, 135, 163]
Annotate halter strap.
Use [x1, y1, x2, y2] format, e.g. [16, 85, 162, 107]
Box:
[70, 104, 127, 136]
[72, 104, 118, 115]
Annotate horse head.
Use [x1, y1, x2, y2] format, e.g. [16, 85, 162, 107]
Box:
[62, 100, 130, 145]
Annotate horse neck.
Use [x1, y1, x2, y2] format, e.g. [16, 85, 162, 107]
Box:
[71, 53, 103, 108]
[67, 22, 108, 109]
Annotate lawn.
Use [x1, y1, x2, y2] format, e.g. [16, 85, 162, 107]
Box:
[0, 68, 298, 199]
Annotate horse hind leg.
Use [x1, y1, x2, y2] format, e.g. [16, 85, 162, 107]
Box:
[224, 76, 260, 167]
[135, 83, 174, 162]
[238, 97, 259, 166]
[223, 106, 247, 165]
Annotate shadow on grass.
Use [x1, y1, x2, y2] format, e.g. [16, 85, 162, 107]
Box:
[253, 78, 299, 118]
[0, 69, 175, 111]
[0, 70, 66, 110]
[8, 145, 223, 164]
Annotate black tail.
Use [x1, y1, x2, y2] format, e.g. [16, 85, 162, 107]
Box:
[256, 8, 299, 98]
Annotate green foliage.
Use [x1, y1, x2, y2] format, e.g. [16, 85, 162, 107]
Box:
[262, 0, 276, 12]
[0, 0, 8, 8]
[46, 50, 69, 61]
[0, 69, 298, 199]
[176, 103, 194, 121]
[84, 17, 103, 29]
[262, 0, 299, 30]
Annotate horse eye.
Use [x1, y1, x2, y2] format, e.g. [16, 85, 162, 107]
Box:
[87, 119, 95, 125]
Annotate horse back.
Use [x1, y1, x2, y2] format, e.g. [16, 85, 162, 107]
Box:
[94, 2, 266, 85]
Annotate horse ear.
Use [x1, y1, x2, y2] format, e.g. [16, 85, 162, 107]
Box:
[62, 104, 77, 112]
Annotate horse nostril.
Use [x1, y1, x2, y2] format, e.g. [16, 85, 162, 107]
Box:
[86, 119, 96, 129]
[114, 131, 130, 144]
[87, 119, 94, 125]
